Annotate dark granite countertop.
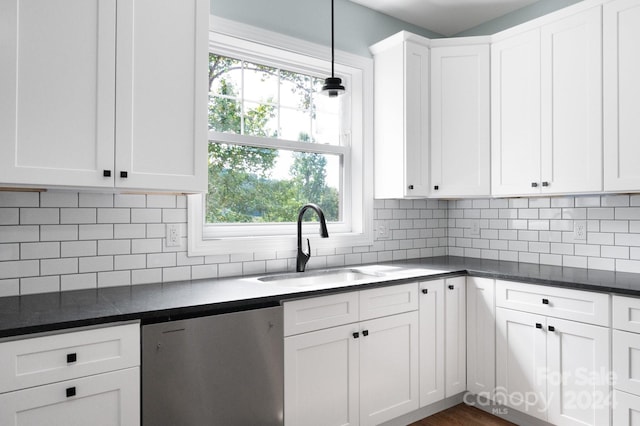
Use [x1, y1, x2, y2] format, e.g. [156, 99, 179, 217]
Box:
[1, 256, 639, 338]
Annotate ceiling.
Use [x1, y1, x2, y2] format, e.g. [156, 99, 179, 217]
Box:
[348, 0, 540, 36]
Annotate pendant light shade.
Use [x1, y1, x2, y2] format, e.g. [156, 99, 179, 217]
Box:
[321, 0, 345, 97]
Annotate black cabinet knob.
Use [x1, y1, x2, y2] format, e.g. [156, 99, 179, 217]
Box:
[531, 182, 539, 188]
[542, 298, 549, 305]
[448, 285, 454, 290]
[433, 185, 439, 190]
[542, 181, 549, 187]
[120, 171, 128, 178]
[352, 332, 359, 339]
[362, 330, 369, 337]
[421, 288, 428, 294]
[535, 323, 542, 329]
[66, 387, 76, 398]
[103, 170, 111, 177]
[408, 185, 414, 190]
[548, 325, 555, 332]
[66, 353, 77, 363]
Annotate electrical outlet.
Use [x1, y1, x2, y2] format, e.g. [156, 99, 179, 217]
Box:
[377, 224, 391, 240]
[573, 220, 586, 241]
[166, 224, 180, 247]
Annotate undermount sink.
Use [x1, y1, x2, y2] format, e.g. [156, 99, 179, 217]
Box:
[258, 268, 385, 287]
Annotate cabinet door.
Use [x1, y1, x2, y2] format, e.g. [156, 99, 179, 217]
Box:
[613, 330, 640, 396]
[547, 318, 610, 426]
[0, 367, 139, 426]
[613, 390, 640, 426]
[540, 7, 602, 194]
[430, 44, 490, 197]
[115, 0, 208, 192]
[419, 280, 445, 406]
[284, 323, 359, 426]
[491, 29, 541, 196]
[403, 41, 431, 197]
[496, 308, 547, 421]
[604, 0, 640, 191]
[360, 311, 419, 426]
[445, 276, 466, 397]
[0, 0, 116, 188]
[466, 277, 495, 397]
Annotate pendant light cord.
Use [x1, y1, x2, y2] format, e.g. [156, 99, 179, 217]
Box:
[331, 0, 335, 78]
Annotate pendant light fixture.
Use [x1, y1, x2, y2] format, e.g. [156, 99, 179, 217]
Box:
[321, 0, 345, 97]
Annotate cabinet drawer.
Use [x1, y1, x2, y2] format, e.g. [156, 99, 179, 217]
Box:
[613, 390, 640, 426]
[613, 330, 640, 396]
[284, 292, 359, 336]
[0, 322, 140, 393]
[359, 282, 419, 321]
[613, 295, 640, 333]
[0, 367, 139, 426]
[495, 280, 609, 326]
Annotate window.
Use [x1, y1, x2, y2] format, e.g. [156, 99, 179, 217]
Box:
[188, 17, 373, 256]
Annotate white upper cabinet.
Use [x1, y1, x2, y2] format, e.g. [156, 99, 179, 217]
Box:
[492, 6, 602, 196]
[0, 0, 117, 189]
[430, 41, 490, 198]
[604, 0, 640, 191]
[371, 33, 430, 199]
[0, 0, 208, 193]
[491, 29, 542, 196]
[540, 7, 602, 194]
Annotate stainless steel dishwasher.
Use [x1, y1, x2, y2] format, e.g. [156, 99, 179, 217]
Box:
[142, 306, 283, 425]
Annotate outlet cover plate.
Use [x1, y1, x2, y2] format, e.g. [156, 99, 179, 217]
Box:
[573, 220, 586, 241]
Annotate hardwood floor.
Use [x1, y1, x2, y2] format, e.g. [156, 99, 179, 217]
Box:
[410, 403, 516, 426]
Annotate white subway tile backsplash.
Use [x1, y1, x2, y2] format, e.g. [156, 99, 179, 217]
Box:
[114, 224, 146, 239]
[79, 224, 113, 240]
[602, 195, 630, 207]
[21, 276, 59, 295]
[98, 270, 131, 288]
[616, 208, 640, 220]
[40, 225, 78, 241]
[131, 208, 162, 223]
[114, 194, 146, 208]
[98, 239, 130, 256]
[163, 266, 191, 282]
[147, 195, 176, 208]
[41, 258, 78, 276]
[61, 273, 96, 291]
[41, 192, 78, 208]
[551, 197, 574, 208]
[20, 208, 59, 225]
[1, 225, 39, 242]
[0, 279, 19, 297]
[0, 192, 38, 207]
[0, 260, 38, 279]
[162, 209, 187, 223]
[61, 208, 96, 224]
[21, 242, 59, 260]
[132, 268, 162, 285]
[0, 208, 19, 225]
[191, 264, 218, 279]
[79, 193, 113, 208]
[147, 252, 176, 268]
[601, 245, 628, 259]
[616, 259, 640, 274]
[616, 233, 640, 246]
[61, 241, 97, 258]
[0, 244, 20, 261]
[97, 208, 130, 224]
[131, 239, 162, 254]
[79, 256, 113, 273]
[114, 254, 146, 270]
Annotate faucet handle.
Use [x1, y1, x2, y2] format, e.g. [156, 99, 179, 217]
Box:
[305, 238, 311, 257]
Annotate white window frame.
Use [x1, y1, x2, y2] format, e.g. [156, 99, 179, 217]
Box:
[188, 16, 373, 256]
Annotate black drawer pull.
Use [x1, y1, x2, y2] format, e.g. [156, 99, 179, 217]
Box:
[542, 298, 549, 305]
[542, 181, 549, 187]
[66, 353, 77, 363]
[353, 332, 359, 339]
[66, 387, 76, 398]
[531, 182, 538, 188]
[448, 285, 454, 290]
[548, 325, 556, 332]
[433, 185, 439, 190]
[362, 330, 369, 337]
[421, 289, 428, 294]
[120, 171, 128, 178]
[103, 170, 111, 177]
[408, 185, 414, 190]
[535, 323, 542, 329]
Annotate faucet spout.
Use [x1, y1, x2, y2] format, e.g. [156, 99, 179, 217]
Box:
[296, 203, 329, 272]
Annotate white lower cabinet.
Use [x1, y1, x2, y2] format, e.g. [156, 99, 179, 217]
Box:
[613, 390, 640, 425]
[466, 277, 495, 397]
[496, 282, 611, 426]
[0, 368, 139, 426]
[418, 277, 466, 408]
[0, 322, 140, 426]
[613, 295, 640, 424]
[284, 284, 419, 426]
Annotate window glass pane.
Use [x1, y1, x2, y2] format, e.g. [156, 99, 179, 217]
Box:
[280, 107, 311, 142]
[207, 143, 341, 224]
[208, 54, 242, 133]
[243, 61, 278, 105]
[243, 101, 278, 138]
